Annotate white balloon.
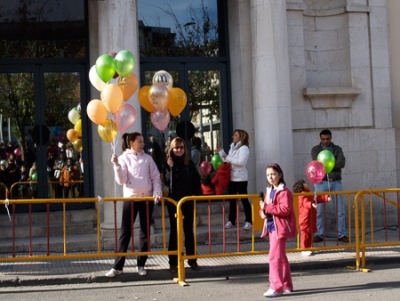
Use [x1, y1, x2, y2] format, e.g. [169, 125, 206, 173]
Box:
[152, 70, 173, 90]
[89, 65, 107, 92]
[68, 108, 81, 125]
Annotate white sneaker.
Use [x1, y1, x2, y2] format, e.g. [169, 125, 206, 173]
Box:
[105, 268, 122, 277]
[137, 266, 147, 276]
[225, 221, 234, 229]
[301, 251, 313, 257]
[263, 288, 282, 298]
[243, 222, 252, 230]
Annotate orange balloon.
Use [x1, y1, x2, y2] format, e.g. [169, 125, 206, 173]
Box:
[138, 86, 156, 113]
[72, 139, 83, 152]
[101, 83, 123, 113]
[98, 119, 118, 143]
[87, 99, 107, 125]
[118, 73, 138, 101]
[74, 119, 82, 136]
[168, 87, 187, 117]
[67, 129, 80, 142]
[149, 83, 169, 111]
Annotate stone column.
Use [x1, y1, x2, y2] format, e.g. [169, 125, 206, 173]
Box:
[250, 0, 295, 188]
[95, 0, 142, 234]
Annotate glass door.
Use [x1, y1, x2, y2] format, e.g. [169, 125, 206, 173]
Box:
[0, 64, 91, 212]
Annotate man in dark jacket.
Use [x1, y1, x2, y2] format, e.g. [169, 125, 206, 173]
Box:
[311, 129, 347, 243]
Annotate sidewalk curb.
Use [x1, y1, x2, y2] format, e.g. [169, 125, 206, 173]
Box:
[1, 256, 399, 287]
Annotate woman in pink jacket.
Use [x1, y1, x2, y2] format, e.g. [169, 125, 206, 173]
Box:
[105, 132, 162, 278]
[259, 163, 297, 298]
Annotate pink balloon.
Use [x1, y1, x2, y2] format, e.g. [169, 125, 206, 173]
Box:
[114, 103, 137, 133]
[200, 161, 212, 175]
[14, 148, 22, 157]
[150, 109, 170, 131]
[306, 160, 326, 184]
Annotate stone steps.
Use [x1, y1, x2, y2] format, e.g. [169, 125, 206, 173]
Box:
[0, 203, 252, 254]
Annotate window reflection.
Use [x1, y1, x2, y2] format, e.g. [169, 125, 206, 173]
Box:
[0, 0, 86, 59]
[138, 0, 219, 57]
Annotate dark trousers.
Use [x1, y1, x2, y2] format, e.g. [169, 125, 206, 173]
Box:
[167, 201, 196, 267]
[227, 181, 252, 224]
[113, 201, 154, 270]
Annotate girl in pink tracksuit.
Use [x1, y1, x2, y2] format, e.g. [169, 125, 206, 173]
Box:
[259, 163, 297, 298]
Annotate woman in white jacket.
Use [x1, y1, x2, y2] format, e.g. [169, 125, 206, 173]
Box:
[218, 129, 252, 230]
[105, 132, 162, 278]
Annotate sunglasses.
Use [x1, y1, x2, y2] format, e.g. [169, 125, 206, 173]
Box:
[173, 146, 184, 150]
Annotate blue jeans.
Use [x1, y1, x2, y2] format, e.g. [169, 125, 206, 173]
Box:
[315, 180, 347, 238]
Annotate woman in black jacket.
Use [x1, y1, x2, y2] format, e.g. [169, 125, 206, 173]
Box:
[164, 137, 201, 273]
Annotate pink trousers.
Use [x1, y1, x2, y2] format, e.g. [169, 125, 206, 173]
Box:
[268, 231, 293, 292]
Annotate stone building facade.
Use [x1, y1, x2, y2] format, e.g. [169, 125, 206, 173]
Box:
[89, 1, 400, 229]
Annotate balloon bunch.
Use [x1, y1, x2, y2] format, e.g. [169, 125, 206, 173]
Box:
[199, 154, 223, 175]
[138, 70, 187, 131]
[66, 105, 83, 152]
[87, 50, 138, 150]
[305, 150, 336, 185]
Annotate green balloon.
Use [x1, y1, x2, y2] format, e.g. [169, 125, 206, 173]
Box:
[211, 154, 223, 171]
[115, 50, 135, 77]
[31, 172, 38, 181]
[317, 150, 335, 174]
[95, 54, 116, 83]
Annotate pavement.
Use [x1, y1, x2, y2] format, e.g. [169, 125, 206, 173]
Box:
[1, 241, 400, 287]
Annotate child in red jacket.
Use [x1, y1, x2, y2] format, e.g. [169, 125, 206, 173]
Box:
[201, 173, 215, 195]
[293, 179, 330, 256]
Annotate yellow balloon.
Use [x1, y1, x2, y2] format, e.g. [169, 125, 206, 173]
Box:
[74, 119, 82, 135]
[67, 129, 80, 142]
[168, 88, 187, 117]
[98, 119, 118, 143]
[101, 83, 124, 113]
[72, 139, 83, 152]
[118, 73, 139, 101]
[138, 86, 156, 113]
[87, 99, 107, 125]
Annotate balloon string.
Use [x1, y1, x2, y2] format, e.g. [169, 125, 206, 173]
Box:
[313, 184, 317, 204]
[327, 174, 331, 192]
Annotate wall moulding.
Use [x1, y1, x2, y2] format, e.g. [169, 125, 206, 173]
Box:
[302, 87, 361, 109]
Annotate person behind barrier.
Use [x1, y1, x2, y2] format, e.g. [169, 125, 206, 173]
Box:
[53, 152, 66, 198]
[59, 157, 80, 198]
[259, 163, 297, 297]
[0, 160, 9, 198]
[106, 132, 162, 278]
[293, 179, 330, 256]
[217, 129, 252, 230]
[191, 136, 202, 175]
[163, 137, 201, 274]
[311, 129, 347, 243]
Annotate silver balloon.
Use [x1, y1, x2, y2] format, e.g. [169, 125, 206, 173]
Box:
[0, 160, 8, 169]
[152, 70, 173, 90]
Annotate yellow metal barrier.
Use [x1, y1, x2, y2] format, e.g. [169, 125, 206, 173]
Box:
[0, 182, 8, 199]
[2, 189, 400, 284]
[9, 180, 85, 199]
[354, 188, 400, 272]
[176, 191, 361, 285]
[0, 196, 178, 263]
